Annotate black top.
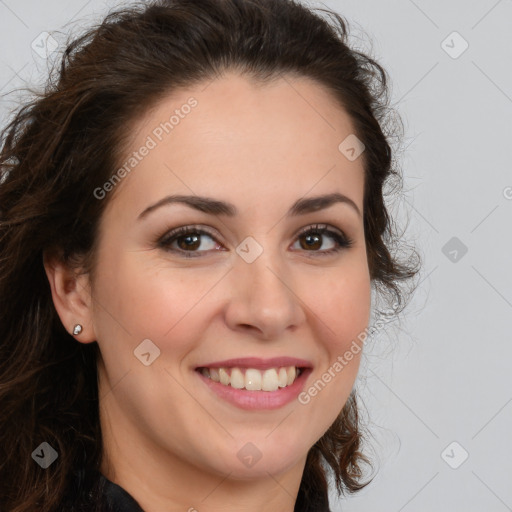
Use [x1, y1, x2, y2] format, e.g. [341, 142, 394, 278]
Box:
[59, 468, 144, 511]
[99, 473, 145, 511]
[60, 467, 331, 511]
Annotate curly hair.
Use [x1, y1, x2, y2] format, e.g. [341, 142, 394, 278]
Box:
[0, 0, 419, 510]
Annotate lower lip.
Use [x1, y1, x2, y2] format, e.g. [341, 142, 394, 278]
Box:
[196, 369, 311, 410]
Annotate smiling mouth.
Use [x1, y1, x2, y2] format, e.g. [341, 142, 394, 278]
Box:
[196, 366, 304, 392]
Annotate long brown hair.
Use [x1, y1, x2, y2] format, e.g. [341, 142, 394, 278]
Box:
[0, 0, 419, 510]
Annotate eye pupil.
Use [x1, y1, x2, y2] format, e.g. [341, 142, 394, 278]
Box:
[178, 234, 200, 250]
[301, 233, 321, 250]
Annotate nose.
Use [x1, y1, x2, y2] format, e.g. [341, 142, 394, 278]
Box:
[223, 244, 306, 341]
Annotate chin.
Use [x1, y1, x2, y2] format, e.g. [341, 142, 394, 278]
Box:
[203, 437, 309, 480]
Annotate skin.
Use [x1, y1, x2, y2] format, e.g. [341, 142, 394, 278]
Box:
[44, 71, 371, 512]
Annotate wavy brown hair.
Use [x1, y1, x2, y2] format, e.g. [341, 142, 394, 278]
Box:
[0, 0, 419, 510]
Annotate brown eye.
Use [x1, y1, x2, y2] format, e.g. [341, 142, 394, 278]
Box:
[158, 226, 223, 257]
[157, 223, 353, 259]
[299, 232, 323, 250]
[176, 233, 201, 251]
[292, 224, 353, 256]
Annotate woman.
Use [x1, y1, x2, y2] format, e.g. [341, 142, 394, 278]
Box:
[0, 0, 419, 510]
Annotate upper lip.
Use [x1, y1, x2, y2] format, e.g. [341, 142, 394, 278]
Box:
[196, 357, 313, 370]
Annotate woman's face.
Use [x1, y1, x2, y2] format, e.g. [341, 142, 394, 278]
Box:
[88, 72, 371, 484]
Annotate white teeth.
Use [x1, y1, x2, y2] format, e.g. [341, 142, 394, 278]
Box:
[278, 367, 288, 388]
[230, 368, 245, 389]
[200, 365, 301, 391]
[262, 368, 279, 391]
[245, 369, 262, 390]
[219, 367, 229, 386]
[287, 366, 296, 386]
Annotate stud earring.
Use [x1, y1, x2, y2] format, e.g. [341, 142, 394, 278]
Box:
[73, 324, 83, 335]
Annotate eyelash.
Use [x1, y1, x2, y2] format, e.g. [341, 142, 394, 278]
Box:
[157, 223, 353, 258]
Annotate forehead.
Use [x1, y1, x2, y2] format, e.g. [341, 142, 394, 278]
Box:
[105, 72, 365, 219]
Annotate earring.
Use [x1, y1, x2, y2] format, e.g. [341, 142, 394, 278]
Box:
[73, 324, 83, 335]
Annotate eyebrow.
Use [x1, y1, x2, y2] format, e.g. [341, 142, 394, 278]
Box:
[137, 192, 361, 220]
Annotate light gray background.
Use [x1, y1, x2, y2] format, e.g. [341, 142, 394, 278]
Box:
[1, 1, 511, 511]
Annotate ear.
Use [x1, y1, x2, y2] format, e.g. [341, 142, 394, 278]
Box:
[43, 249, 97, 344]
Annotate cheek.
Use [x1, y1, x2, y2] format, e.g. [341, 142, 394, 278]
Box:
[301, 264, 371, 405]
[91, 251, 223, 358]
[313, 263, 371, 349]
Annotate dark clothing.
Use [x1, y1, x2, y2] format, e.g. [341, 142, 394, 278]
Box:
[97, 473, 144, 512]
[59, 468, 144, 512]
[60, 467, 331, 511]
